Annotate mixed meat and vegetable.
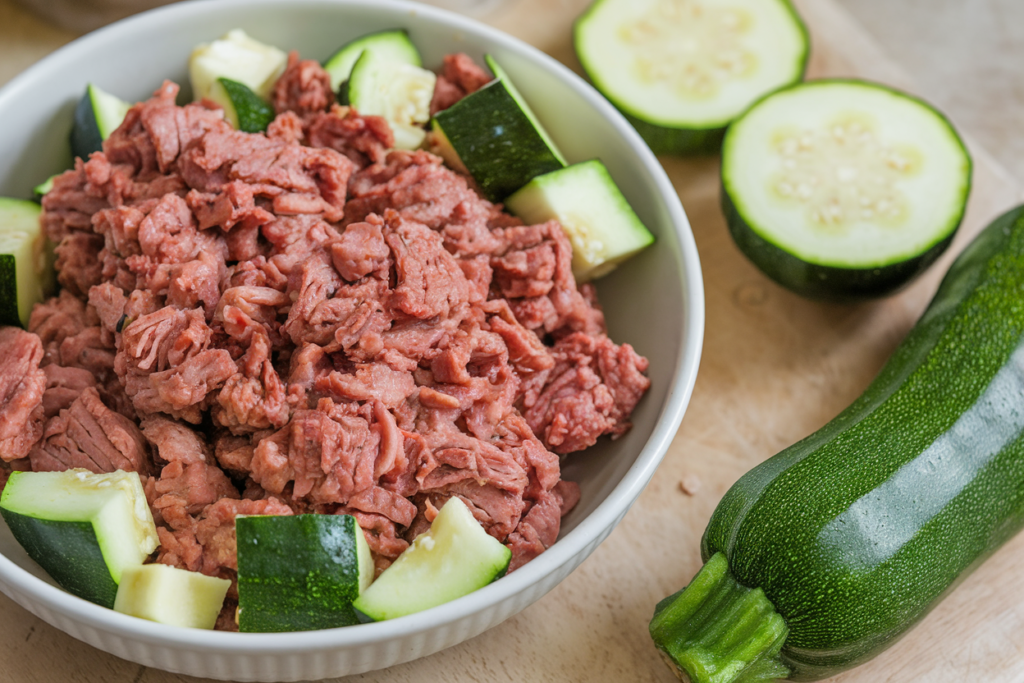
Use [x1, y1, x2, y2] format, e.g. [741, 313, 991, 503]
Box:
[0, 29, 655, 631]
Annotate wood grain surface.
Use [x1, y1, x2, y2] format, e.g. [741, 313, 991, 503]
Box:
[1, 0, 1023, 682]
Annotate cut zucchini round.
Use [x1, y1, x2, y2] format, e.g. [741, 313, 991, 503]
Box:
[236, 514, 374, 632]
[505, 159, 655, 282]
[208, 77, 276, 133]
[345, 48, 436, 150]
[70, 84, 131, 161]
[722, 79, 972, 300]
[114, 564, 231, 630]
[0, 469, 159, 608]
[574, 0, 809, 154]
[324, 29, 422, 93]
[432, 55, 565, 201]
[0, 198, 55, 328]
[353, 497, 511, 622]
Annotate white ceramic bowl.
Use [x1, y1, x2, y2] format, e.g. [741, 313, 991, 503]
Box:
[0, 1, 705, 680]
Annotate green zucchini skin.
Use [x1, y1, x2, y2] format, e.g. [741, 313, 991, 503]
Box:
[236, 514, 369, 632]
[573, 0, 809, 156]
[70, 89, 104, 161]
[431, 69, 565, 202]
[701, 204, 1024, 680]
[0, 510, 118, 608]
[721, 189, 961, 302]
[624, 113, 727, 156]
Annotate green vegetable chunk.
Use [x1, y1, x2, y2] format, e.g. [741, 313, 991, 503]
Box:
[431, 55, 565, 202]
[505, 159, 654, 282]
[653, 203, 1024, 681]
[208, 77, 276, 133]
[0, 470, 159, 609]
[70, 84, 131, 161]
[323, 28, 423, 92]
[0, 198, 54, 328]
[353, 497, 511, 622]
[236, 514, 374, 632]
[114, 564, 231, 629]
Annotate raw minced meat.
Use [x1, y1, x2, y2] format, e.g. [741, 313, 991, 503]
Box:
[0, 52, 650, 630]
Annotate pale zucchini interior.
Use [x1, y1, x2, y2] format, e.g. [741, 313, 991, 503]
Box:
[349, 52, 436, 150]
[577, 0, 806, 127]
[724, 82, 971, 268]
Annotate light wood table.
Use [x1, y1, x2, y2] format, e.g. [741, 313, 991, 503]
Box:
[1, 1, 1023, 682]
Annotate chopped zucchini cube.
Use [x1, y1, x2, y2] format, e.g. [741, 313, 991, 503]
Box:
[236, 514, 374, 632]
[0, 469, 159, 608]
[431, 55, 566, 202]
[70, 83, 131, 161]
[0, 198, 55, 328]
[208, 78, 276, 133]
[324, 28, 423, 92]
[505, 159, 655, 281]
[353, 497, 511, 622]
[114, 564, 230, 629]
[189, 29, 287, 102]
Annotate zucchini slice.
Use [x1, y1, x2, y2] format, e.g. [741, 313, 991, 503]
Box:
[70, 84, 131, 161]
[324, 29, 422, 93]
[353, 497, 511, 622]
[346, 48, 436, 150]
[236, 514, 374, 632]
[114, 564, 231, 630]
[208, 77, 276, 133]
[189, 29, 287, 102]
[505, 159, 655, 282]
[431, 55, 566, 202]
[0, 469, 159, 608]
[574, 0, 809, 154]
[0, 198, 55, 328]
[721, 80, 971, 300]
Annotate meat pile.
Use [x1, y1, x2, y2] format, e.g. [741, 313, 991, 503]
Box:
[0, 52, 650, 628]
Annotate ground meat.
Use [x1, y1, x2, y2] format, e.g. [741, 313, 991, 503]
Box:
[29, 387, 150, 474]
[430, 52, 494, 115]
[5, 52, 650, 626]
[307, 105, 394, 168]
[272, 51, 334, 119]
[522, 332, 651, 454]
[0, 328, 46, 462]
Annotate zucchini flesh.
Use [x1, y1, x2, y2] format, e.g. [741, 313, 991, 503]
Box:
[0, 470, 159, 608]
[574, 0, 808, 154]
[114, 564, 231, 629]
[721, 80, 971, 300]
[323, 29, 422, 92]
[346, 49, 435, 150]
[0, 198, 55, 328]
[654, 204, 1024, 682]
[70, 84, 131, 161]
[189, 29, 287, 102]
[505, 159, 655, 282]
[236, 514, 374, 632]
[353, 497, 511, 622]
[431, 55, 566, 202]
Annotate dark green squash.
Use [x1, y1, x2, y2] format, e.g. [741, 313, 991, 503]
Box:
[652, 204, 1024, 681]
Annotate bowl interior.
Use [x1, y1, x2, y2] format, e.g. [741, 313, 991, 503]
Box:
[0, 0, 702, 654]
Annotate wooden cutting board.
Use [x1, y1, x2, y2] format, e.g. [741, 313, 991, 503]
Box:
[0, 1, 1022, 682]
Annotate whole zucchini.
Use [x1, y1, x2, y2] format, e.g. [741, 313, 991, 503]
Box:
[651, 204, 1024, 682]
